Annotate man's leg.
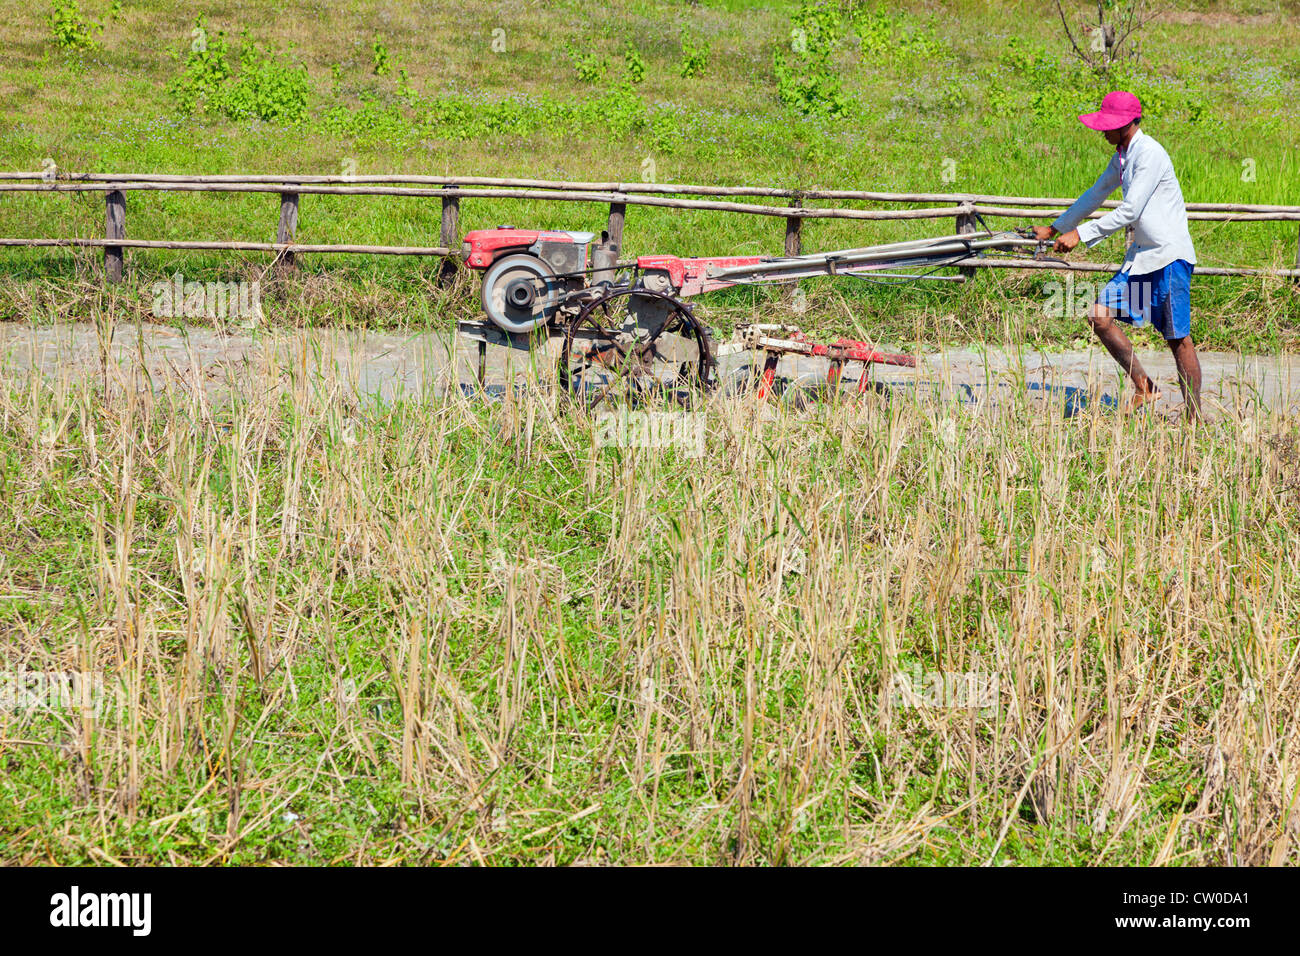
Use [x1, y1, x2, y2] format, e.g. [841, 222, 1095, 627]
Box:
[1159, 262, 1199, 422]
[1089, 302, 1158, 402]
[1167, 335, 1202, 421]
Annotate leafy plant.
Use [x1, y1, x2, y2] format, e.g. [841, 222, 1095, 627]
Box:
[623, 41, 646, 84]
[679, 31, 710, 78]
[166, 16, 233, 115]
[938, 83, 967, 110]
[649, 110, 683, 154]
[221, 44, 311, 122]
[47, 0, 102, 52]
[396, 68, 414, 100]
[593, 82, 647, 136]
[850, 5, 948, 65]
[1000, 36, 1061, 78]
[852, 5, 894, 54]
[168, 21, 310, 123]
[372, 34, 390, 77]
[773, 1, 850, 118]
[566, 42, 608, 83]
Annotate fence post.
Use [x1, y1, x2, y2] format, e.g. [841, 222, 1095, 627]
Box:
[956, 200, 976, 279]
[439, 186, 460, 284]
[606, 201, 626, 252]
[784, 197, 802, 257]
[277, 190, 299, 271]
[1295, 224, 1299, 286]
[104, 187, 125, 284]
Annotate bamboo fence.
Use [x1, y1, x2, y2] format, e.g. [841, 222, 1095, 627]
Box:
[1, 171, 1297, 282]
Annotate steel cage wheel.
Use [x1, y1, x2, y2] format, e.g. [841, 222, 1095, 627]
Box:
[558, 287, 715, 408]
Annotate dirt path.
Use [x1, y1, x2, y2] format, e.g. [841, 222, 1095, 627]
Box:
[3, 322, 1298, 420]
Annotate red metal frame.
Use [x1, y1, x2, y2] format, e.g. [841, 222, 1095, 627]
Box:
[633, 254, 765, 297]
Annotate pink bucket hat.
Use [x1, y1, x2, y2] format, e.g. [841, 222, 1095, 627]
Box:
[1078, 91, 1142, 130]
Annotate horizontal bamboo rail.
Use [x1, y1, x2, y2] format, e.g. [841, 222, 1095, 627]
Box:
[0, 182, 974, 221]
[1, 171, 1297, 284]
[2, 181, 1297, 222]
[0, 237, 451, 255]
[1, 171, 1295, 214]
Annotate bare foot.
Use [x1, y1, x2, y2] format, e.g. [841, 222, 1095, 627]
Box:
[1123, 387, 1161, 414]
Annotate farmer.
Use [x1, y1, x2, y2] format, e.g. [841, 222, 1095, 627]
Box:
[1033, 91, 1201, 420]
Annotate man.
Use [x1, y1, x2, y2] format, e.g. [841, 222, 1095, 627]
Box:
[1033, 90, 1201, 420]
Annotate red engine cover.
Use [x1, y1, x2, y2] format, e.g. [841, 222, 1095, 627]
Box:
[462, 228, 583, 269]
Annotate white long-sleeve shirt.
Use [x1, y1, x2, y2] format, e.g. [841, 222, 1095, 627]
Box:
[1051, 129, 1197, 275]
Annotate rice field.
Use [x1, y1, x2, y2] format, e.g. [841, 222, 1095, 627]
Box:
[2, 338, 1298, 864]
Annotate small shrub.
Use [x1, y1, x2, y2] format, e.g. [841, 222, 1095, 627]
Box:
[168, 20, 310, 124]
[679, 32, 710, 78]
[773, 1, 850, 119]
[939, 83, 966, 110]
[649, 111, 683, 154]
[850, 5, 949, 67]
[372, 34, 390, 76]
[566, 42, 608, 83]
[397, 68, 414, 100]
[47, 0, 101, 52]
[166, 16, 233, 115]
[852, 5, 894, 54]
[999, 36, 1060, 78]
[593, 82, 646, 136]
[624, 41, 646, 84]
[221, 45, 311, 123]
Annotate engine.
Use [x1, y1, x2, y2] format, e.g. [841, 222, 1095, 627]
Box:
[462, 226, 602, 334]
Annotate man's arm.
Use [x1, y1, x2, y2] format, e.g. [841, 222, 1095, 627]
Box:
[1076, 150, 1160, 245]
[1032, 158, 1122, 245]
[1053, 158, 1123, 235]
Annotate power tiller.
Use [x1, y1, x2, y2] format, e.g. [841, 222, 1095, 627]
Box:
[457, 224, 1042, 404]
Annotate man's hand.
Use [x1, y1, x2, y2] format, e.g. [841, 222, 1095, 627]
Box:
[1031, 225, 1056, 242]
[1053, 228, 1081, 253]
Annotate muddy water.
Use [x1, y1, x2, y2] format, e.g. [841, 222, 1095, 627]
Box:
[2, 322, 1298, 419]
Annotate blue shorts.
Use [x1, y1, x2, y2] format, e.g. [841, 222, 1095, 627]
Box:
[1096, 259, 1194, 340]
